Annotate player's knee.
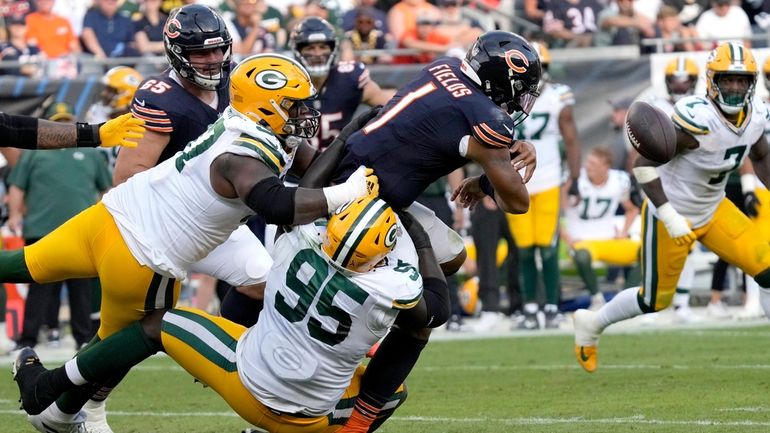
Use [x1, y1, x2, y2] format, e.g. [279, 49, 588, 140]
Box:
[755, 268, 770, 288]
[440, 248, 466, 277]
[519, 246, 535, 261]
[399, 326, 432, 343]
[573, 249, 593, 267]
[139, 309, 166, 344]
[540, 245, 558, 261]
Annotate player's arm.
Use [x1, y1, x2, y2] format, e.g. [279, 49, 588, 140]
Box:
[0, 113, 143, 150]
[463, 136, 529, 214]
[211, 153, 376, 225]
[749, 134, 770, 192]
[619, 198, 639, 238]
[738, 159, 760, 217]
[112, 129, 169, 185]
[559, 105, 582, 198]
[361, 79, 395, 107]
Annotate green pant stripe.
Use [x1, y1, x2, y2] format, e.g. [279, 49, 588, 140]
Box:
[650, 213, 659, 310]
[144, 273, 176, 311]
[162, 317, 238, 373]
[144, 273, 162, 311]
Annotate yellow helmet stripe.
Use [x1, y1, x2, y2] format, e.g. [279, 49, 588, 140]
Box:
[334, 199, 388, 268]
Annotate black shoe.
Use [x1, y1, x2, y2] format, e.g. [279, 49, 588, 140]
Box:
[515, 311, 539, 330]
[12, 347, 53, 415]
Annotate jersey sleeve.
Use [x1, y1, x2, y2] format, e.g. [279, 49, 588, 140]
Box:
[671, 96, 711, 136]
[554, 83, 576, 107]
[617, 170, 631, 201]
[471, 115, 515, 148]
[130, 84, 174, 133]
[220, 111, 288, 176]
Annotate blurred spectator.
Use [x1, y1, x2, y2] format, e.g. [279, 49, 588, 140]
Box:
[633, 0, 662, 21]
[543, 0, 602, 47]
[25, 0, 80, 59]
[596, 0, 657, 48]
[387, 0, 442, 49]
[0, 0, 31, 18]
[743, 0, 770, 43]
[133, 0, 168, 56]
[342, 0, 388, 34]
[523, 0, 546, 26]
[7, 101, 111, 351]
[255, 0, 288, 49]
[435, 0, 484, 46]
[654, 4, 698, 52]
[53, 0, 91, 37]
[82, 0, 137, 58]
[663, 0, 709, 26]
[395, 14, 453, 64]
[607, 96, 633, 171]
[226, 0, 276, 58]
[695, 0, 752, 49]
[345, 7, 390, 64]
[0, 15, 40, 77]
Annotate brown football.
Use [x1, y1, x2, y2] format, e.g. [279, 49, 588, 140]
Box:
[625, 101, 677, 164]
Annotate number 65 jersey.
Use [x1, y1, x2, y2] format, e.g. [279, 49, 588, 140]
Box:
[236, 222, 423, 416]
[660, 95, 770, 228]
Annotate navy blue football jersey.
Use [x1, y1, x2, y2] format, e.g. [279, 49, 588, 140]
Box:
[310, 61, 369, 150]
[333, 57, 516, 209]
[130, 70, 229, 164]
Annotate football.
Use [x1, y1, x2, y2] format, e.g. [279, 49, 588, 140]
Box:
[625, 101, 677, 164]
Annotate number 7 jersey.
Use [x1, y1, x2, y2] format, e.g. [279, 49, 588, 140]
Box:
[661, 95, 769, 228]
[236, 222, 423, 416]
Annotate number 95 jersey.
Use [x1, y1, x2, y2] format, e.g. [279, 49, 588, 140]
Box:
[236, 222, 423, 416]
[660, 95, 769, 228]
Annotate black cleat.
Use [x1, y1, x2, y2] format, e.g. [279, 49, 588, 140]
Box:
[12, 347, 52, 415]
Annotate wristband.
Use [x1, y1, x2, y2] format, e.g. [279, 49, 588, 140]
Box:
[478, 174, 495, 196]
[656, 202, 679, 224]
[741, 174, 756, 194]
[632, 166, 659, 184]
[76, 122, 101, 147]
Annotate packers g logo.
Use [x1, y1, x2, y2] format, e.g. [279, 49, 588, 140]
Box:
[255, 70, 288, 90]
[164, 18, 181, 39]
[384, 223, 398, 248]
[504, 49, 529, 74]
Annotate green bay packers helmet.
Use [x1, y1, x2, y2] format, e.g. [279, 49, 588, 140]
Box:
[229, 53, 321, 138]
[705, 42, 757, 114]
[102, 66, 143, 114]
[323, 196, 398, 274]
[763, 57, 770, 93]
[459, 277, 482, 317]
[531, 41, 551, 90]
[664, 55, 698, 102]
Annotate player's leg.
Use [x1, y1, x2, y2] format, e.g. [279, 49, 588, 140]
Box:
[506, 203, 537, 326]
[532, 187, 562, 326]
[574, 203, 690, 372]
[406, 201, 466, 275]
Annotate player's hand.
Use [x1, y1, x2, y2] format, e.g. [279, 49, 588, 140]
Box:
[396, 209, 432, 250]
[450, 176, 485, 210]
[346, 166, 379, 198]
[99, 113, 145, 148]
[658, 203, 696, 246]
[567, 177, 580, 206]
[744, 191, 760, 218]
[336, 105, 382, 144]
[510, 140, 536, 183]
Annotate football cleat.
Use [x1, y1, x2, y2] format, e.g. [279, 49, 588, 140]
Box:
[573, 309, 601, 373]
[84, 399, 114, 433]
[28, 406, 88, 433]
[13, 347, 52, 415]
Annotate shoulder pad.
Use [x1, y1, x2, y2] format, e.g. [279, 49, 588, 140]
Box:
[224, 109, 288, 176]
[131, 82, 175, 133]
[471, 115, 515, 148]
[672, 96, 711, 135]
[552, 83, 575, 105]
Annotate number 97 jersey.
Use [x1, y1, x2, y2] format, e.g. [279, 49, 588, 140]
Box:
[660, 95, 769, 228]
[236, 222, 423, 416]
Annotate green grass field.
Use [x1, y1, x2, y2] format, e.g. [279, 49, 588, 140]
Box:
[3, 324, 770, 433]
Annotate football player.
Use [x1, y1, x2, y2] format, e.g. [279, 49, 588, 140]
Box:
[13, 196, 448, 433]
[561, 147, 639, 311]
[505, 42, 582, 329]
[291, 16, 394, 151]
[574, 42, 770, 373]
[10, 53, 377, 433]
[85, 66, 144, 124]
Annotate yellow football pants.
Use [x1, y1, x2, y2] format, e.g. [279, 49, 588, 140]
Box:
[23, 203, 180, 338]
[638, 199, 770, 311]
[572, 239, 640, 267]
[507, 186, 560, 248]
[161, 307, 406, 433]
[755, 187, 770, 241]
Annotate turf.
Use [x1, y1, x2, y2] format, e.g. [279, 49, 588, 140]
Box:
[3, 325, 770, 432]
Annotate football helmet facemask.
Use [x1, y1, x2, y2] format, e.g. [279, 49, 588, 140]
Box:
[229, 54, 321, 138]
[461, 31, 541, 125]
[101, 66, 143, 114]
[164, 4, 233, 90]
[664, 55, 698, 102]
[323, 196, 399, 274]
[705, 42, 757, 115]
[290, 17, 338, 78]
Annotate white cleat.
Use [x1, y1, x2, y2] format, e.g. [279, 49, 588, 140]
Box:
[706, 301, 732, 320]
[84, 400, 114, 433]
[28, 406, 88, 433]
[673, 305, 702, 324]
[736, 301, 764, 320]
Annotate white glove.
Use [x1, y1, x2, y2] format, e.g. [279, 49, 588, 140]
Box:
[323, 165, 379, 212]
[657, 203, 696, 246]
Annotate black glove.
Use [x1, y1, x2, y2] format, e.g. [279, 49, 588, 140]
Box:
[336, 105, 382, 144]
[396, 209, 432, 250]
[744, 191, 761, 218]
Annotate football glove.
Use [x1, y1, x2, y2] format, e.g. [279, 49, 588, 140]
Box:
[323, 166, 379, 212]
[567, 176, 580, 203]
[744, 191, 760, 218]
[98, 113, 145, 148]
[657, 203, 696, 246]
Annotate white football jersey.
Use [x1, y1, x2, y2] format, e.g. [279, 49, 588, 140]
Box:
[647, 95, 675, 117]
[655, 95, 770, 228]
[517, 82, 574, 194]
[237, 222, 423, 416]
[102, 107, 292, 280]
[565, 169, 631, 242]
